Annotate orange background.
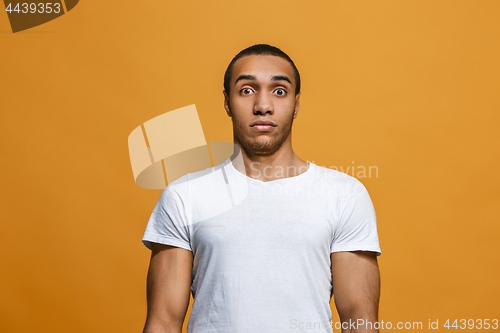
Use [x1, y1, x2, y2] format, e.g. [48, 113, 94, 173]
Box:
[1, 1, 499, 332]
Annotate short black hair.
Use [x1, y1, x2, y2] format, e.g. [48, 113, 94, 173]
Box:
[224, 44, 301, 96]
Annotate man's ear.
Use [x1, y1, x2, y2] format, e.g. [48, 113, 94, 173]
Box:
[293, 92, 301, 119]
[223, 90, 231, 117]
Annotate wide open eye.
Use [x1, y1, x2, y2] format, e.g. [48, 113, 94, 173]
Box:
[240, 88, 254, 95]
[274, 88, 287, 96]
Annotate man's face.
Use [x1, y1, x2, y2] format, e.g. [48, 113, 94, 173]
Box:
[224, 54, 300, 156]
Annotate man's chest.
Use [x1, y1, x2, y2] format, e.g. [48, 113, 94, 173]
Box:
[188, 194, 334, 258]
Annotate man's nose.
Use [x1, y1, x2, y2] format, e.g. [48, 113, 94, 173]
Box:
[253, 92, 273, 115]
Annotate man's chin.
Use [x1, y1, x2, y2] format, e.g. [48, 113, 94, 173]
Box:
[246, 143, 280, 156]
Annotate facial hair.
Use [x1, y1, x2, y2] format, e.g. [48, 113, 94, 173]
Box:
[231, 109, 295, 157]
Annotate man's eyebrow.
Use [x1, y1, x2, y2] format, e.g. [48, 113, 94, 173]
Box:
[234, 74, 257, 85]
[271, 75, 292, 85]
[234, 74, 292, 86]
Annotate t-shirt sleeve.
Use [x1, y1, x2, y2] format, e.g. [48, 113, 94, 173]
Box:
[142, 186, 192, 252]
[330, 179, 381, 256]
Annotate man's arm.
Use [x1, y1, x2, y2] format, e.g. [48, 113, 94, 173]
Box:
[143, 243, 193, 333]
[331, 251, 380, 333]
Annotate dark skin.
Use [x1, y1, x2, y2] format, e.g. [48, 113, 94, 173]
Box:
[223, 54, 308, 181]
[143, 243, 192, 333]
[143, 54, 381, 333]
[331, 251, 381, 333]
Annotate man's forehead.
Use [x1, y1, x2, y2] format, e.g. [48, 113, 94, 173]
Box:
[231, 55, 295, 83]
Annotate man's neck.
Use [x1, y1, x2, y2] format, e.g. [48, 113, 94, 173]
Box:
[230, 144, 309, 182]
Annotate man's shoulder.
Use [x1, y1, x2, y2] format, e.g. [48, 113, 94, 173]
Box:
[161, 159, 240, 224]
[164, 158, 239, 205]
[307, 163, 370, 199]
[166, 163, 227, 194]
[312, 163, 361, 186]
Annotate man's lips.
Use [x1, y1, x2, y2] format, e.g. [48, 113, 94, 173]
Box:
[251, 124, 275, 131]
[250, 120, 277, 127]
[250, 120, 276, 131]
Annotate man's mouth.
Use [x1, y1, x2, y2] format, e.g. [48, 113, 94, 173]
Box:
[251, 124, 275, 131]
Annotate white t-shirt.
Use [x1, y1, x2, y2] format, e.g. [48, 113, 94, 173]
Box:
[142, 157, 381, 333]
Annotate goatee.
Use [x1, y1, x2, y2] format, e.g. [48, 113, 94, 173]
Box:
[232, 112, 294, 157]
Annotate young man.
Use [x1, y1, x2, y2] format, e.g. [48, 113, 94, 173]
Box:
[142, 44, 381, 333]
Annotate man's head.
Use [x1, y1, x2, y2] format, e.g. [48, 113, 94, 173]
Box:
[223, 44, 301, 157]
[224, 44, 301, 97]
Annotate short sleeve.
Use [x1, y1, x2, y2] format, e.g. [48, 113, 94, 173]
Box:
[331, 179, 381, 256]
[142, 186, 192, 252]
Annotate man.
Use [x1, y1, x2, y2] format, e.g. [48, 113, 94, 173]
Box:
[142, 44, 381, 333]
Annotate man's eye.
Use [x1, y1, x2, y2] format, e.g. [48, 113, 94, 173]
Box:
[274, 88, 287, 96]
[240, 88, 253, 94]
